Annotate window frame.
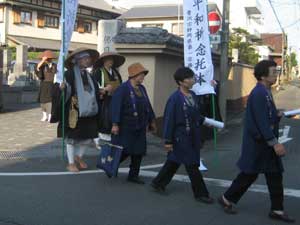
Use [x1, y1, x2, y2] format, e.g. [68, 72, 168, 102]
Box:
[44, 15, 59, 29]
[0, 6, 4, 23]
[20, 10, 32, 25]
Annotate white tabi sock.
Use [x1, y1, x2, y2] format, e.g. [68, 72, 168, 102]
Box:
[66, 144, 75, 164]
[41, 112, 47, 121]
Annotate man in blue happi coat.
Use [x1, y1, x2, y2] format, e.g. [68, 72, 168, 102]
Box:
[151, 67, 214, 204]
[218, 60, 295, 223]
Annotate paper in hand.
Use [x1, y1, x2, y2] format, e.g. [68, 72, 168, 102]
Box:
[199, 159, 208, 171]
[203, 117, 224, 129]
[283, 109, 300, 117]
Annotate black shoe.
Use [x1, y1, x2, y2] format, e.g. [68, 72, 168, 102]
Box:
[195, 196, 215, 204]
[218, 196, 237, 214]
[150, 182, 166, 194]
[269, 211, 295, 223]
[127, 177, 145, 185]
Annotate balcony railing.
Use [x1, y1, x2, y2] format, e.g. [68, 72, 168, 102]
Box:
[245, 0, 262, 15]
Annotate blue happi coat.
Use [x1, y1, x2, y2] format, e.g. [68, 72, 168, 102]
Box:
[237, 83, 283, 173]
[164, 90, 205, 165]
[111, 81, 155, 155]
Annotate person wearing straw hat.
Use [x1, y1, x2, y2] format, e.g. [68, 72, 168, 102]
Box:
[93, 52, 125, 144]
[150, 67, 214, 204]
[111, 62, 156, 184]
[35, 50, 57, 122]
[57, 48, 101, 172]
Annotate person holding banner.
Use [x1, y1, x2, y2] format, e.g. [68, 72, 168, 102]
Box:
[56, 48, 101, 172]
[111, 62, 156, 184]
[35, 50, 57, 122]
[151, 67, 214, 204]
[219, 60, 295, 223]
[93, 52, 125, 142]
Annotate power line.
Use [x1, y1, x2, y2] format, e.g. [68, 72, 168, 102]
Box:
[267, 0, 285, 33]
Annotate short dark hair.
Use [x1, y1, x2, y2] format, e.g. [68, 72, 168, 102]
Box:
[173, 67, 194, 85]
[254, 60, 277, 80]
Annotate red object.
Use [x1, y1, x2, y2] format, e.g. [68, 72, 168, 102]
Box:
[208, 12, 221, 34]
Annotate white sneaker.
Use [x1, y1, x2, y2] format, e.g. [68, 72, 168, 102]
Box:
[40, 112, 47, 122]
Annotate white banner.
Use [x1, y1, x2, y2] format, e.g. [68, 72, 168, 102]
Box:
[183, 0, 215, 95]
[56, 0, 79, 84]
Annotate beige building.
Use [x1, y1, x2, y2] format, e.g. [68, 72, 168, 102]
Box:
[118, 4, 221, 38]
[0, 0, 121, 50]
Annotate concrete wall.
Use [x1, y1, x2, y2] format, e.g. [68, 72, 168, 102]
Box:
[153, 54, 182, 117]
[226, 63, 256, 112]
[115, 52, 184, 118]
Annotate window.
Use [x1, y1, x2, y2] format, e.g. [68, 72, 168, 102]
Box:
[45, 15, 59, 28]
[0, 7, 4, 23]
[142, 24, 163, 28]
[74, 20, 92, 33]
[172, 23, 184, 36]
[20, 11, 32, 24]
[52, 2, 60, 9]
[81, 8, 92, 16]
[43, 0, 51, 7]
[74, 20, 78, 31]
[83, 22, 92, 33]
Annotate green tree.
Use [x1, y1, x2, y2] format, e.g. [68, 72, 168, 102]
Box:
[229, 28, 259, 66]
[290, 52, 298, 67]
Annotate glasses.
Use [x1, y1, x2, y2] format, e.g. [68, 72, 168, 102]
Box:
[269, 68, 281, 77]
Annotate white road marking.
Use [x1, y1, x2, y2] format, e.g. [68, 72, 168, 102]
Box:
[0, 167, 299, 198]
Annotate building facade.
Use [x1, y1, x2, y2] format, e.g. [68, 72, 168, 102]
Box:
[0, 0, 121, 50]
[118, 4, 221, 38]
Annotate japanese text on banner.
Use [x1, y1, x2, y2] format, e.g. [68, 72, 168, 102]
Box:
[184, 0, 215, 95]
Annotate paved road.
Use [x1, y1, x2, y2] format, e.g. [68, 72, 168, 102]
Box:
[0, 81, 299, 225]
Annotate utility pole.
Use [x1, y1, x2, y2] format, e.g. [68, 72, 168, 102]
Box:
[268, 0, 286, 86]
[219, 0, 230, 123]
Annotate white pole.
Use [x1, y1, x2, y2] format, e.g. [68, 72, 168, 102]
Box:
[178, 0, 181, 35]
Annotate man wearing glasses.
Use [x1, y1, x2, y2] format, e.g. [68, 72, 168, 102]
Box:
[218, 60, 295, 223]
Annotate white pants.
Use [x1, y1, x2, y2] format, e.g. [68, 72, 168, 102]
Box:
[66, 144, 86, 164]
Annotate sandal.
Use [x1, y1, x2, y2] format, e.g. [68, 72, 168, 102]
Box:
[218, 196, 237, 214]
[67, 164, 80, 173]
[75, 156, 88, 169]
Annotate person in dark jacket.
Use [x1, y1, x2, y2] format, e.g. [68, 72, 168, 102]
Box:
[111, 62, 156, 184]
[56, 48, 100, 172]
[36, 50, 57, 122]
[218, 60, 295, 223]
[151, 67, 214, 204]
[93, 52, 125, 145]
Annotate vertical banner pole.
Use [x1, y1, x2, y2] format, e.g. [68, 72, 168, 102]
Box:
[57, 0, 79, 161]
[61, 0, 66, 160]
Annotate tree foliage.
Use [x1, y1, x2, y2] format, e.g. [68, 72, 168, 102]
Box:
[229, 28, 259, 66]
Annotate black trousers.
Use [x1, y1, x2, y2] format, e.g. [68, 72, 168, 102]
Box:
[152, 160, 209, 198]
[224, 172, 284, 210]
[120, 152, 143, 178]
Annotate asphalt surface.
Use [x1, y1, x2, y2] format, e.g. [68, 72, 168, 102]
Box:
[0, 81, 299, 225]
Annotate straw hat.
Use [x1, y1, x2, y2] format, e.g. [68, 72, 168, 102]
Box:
[128, 63, 149, 78]
[38, 50, 57, 59]
[96, 52, 125, 68]
[65, 48, 99, 69]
